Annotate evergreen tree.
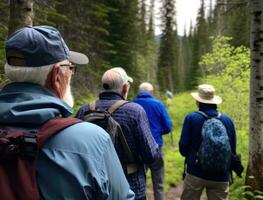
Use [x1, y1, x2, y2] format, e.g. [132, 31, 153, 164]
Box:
[45, 0, 114, 95]
[158, 0, 178, 93]
[225, 0, 250, 47]
[189, 0, 211, 87]
[177, 26, 193, 91]
[145, 0, 158, 90]
[8, 0, 33, 35]
[212, 0, 250, 47]
[0, 0, 8, 73]
[106, 0, 141, 94]
[136, 0, 148, 85]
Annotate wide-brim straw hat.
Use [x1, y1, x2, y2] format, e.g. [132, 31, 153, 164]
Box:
[191, 84, 222, 104]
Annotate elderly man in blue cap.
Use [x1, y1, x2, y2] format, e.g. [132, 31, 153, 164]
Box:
[0, 26, 134, 200]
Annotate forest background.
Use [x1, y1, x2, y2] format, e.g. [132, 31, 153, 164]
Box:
[0, 0, 259, 199]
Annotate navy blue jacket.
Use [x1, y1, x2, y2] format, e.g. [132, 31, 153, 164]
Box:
[179, 103, 236, 182]
[133, 92, 172, 146]
[76, 92, 160, 199]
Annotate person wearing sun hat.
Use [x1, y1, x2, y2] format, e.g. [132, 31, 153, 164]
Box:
[179, 84, 237, 200]
[1, 26, 134, 199]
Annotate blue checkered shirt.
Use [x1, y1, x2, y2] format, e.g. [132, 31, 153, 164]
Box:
[76, 92, 160, 199]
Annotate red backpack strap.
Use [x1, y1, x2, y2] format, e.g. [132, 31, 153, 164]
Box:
[0, 117, 81, 200]
[37, 117, 82, 147]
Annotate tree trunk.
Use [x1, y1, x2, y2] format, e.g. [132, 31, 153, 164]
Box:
[8, 0, 34, 35]
[246, 0, 263, 191]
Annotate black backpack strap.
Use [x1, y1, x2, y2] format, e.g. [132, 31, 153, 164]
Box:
[108, 101, 135, 165]
[117, 125, 135, 163]
[108, 100, 128, 114]
[89, 101, 96, 111]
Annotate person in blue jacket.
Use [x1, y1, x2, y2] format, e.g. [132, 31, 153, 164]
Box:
[1, 26, 134, 200]
[133, 82, 172, 200]
[179, 84, 236, 200]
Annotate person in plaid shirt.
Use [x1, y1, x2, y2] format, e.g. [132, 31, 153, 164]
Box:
[76, 67, 160, 200]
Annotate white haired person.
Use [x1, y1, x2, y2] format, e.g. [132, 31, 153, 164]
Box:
[133, 82, 172, 200]
[1, 26, 134, 199]
[76, 68, 161, 200]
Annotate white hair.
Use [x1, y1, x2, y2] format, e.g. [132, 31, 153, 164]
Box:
[139, 82, 154, 92]
[5, 63, 53, 86]
[101, 69, 127, 94]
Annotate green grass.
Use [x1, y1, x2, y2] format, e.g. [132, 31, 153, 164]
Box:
[74, 92, 249, 199]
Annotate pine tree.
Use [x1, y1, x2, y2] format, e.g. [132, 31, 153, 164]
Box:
[8, 0, 34, 35]
[212, 0, 250, 47]
[0, 0, 8, 76]
[136, 0, 148, 84]
[106, 0, 141, 95]
[225, 0, 250, 47]
[177, 26, 193, 91]
[189, 0, 210, 87]
[158, 0, 178, 93]
[145, 0, 158, 90]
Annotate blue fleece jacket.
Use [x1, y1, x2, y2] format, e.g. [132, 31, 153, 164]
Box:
[0, 83, 134, 200]
[133, 92, 172, 146]
[179, 103, 236, 182]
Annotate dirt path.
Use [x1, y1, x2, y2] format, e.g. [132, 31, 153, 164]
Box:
[147, 182, 207, 200]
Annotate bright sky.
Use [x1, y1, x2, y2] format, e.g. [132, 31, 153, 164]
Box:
[154, 0, 213, 36]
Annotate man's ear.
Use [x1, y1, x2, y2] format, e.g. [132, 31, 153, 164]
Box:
[121, 83, 130, 99]
[45, 64, 68, 99]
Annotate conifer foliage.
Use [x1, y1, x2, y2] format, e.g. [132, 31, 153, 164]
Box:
[158, 0, 178, 93]
[0, 0, 251, 97]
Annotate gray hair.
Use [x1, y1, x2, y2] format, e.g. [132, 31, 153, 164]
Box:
[101, 67, 130, 94]
[139, 82, 154, 92]
[5, 63, 53, 86]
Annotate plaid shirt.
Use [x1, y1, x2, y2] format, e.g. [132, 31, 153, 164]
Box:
[76, 92, 160, 199]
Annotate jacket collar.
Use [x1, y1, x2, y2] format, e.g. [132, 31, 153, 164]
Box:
[136, 92, 153, 99]
[199, 103, 218, 116]
[0, 82, 73, 125]
[99, 91, 125, 100]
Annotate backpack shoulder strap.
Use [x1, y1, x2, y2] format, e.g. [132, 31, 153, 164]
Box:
[196, 111, 209, 118]
[197, 111, 222, 119]
[108, 100, 135, 163]
[0, 117, 81, 200]
[89, 101, 97, 111]
[118, 125, 135, 163]
[37, 117, 81, 148]
[108, 100, 128, 114]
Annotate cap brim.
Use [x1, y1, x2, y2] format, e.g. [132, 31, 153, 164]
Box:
[191, 92, 222, 104]
[128, 76, 133, 83]
[69, 51, 89, 65]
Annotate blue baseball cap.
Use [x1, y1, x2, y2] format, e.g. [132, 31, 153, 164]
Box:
[6, 26, 89, 67]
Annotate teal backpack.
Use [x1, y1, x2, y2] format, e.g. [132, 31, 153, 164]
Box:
[197, 111, 232, 174]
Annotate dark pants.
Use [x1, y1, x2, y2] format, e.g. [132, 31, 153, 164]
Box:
[147, 147, 164, 200]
